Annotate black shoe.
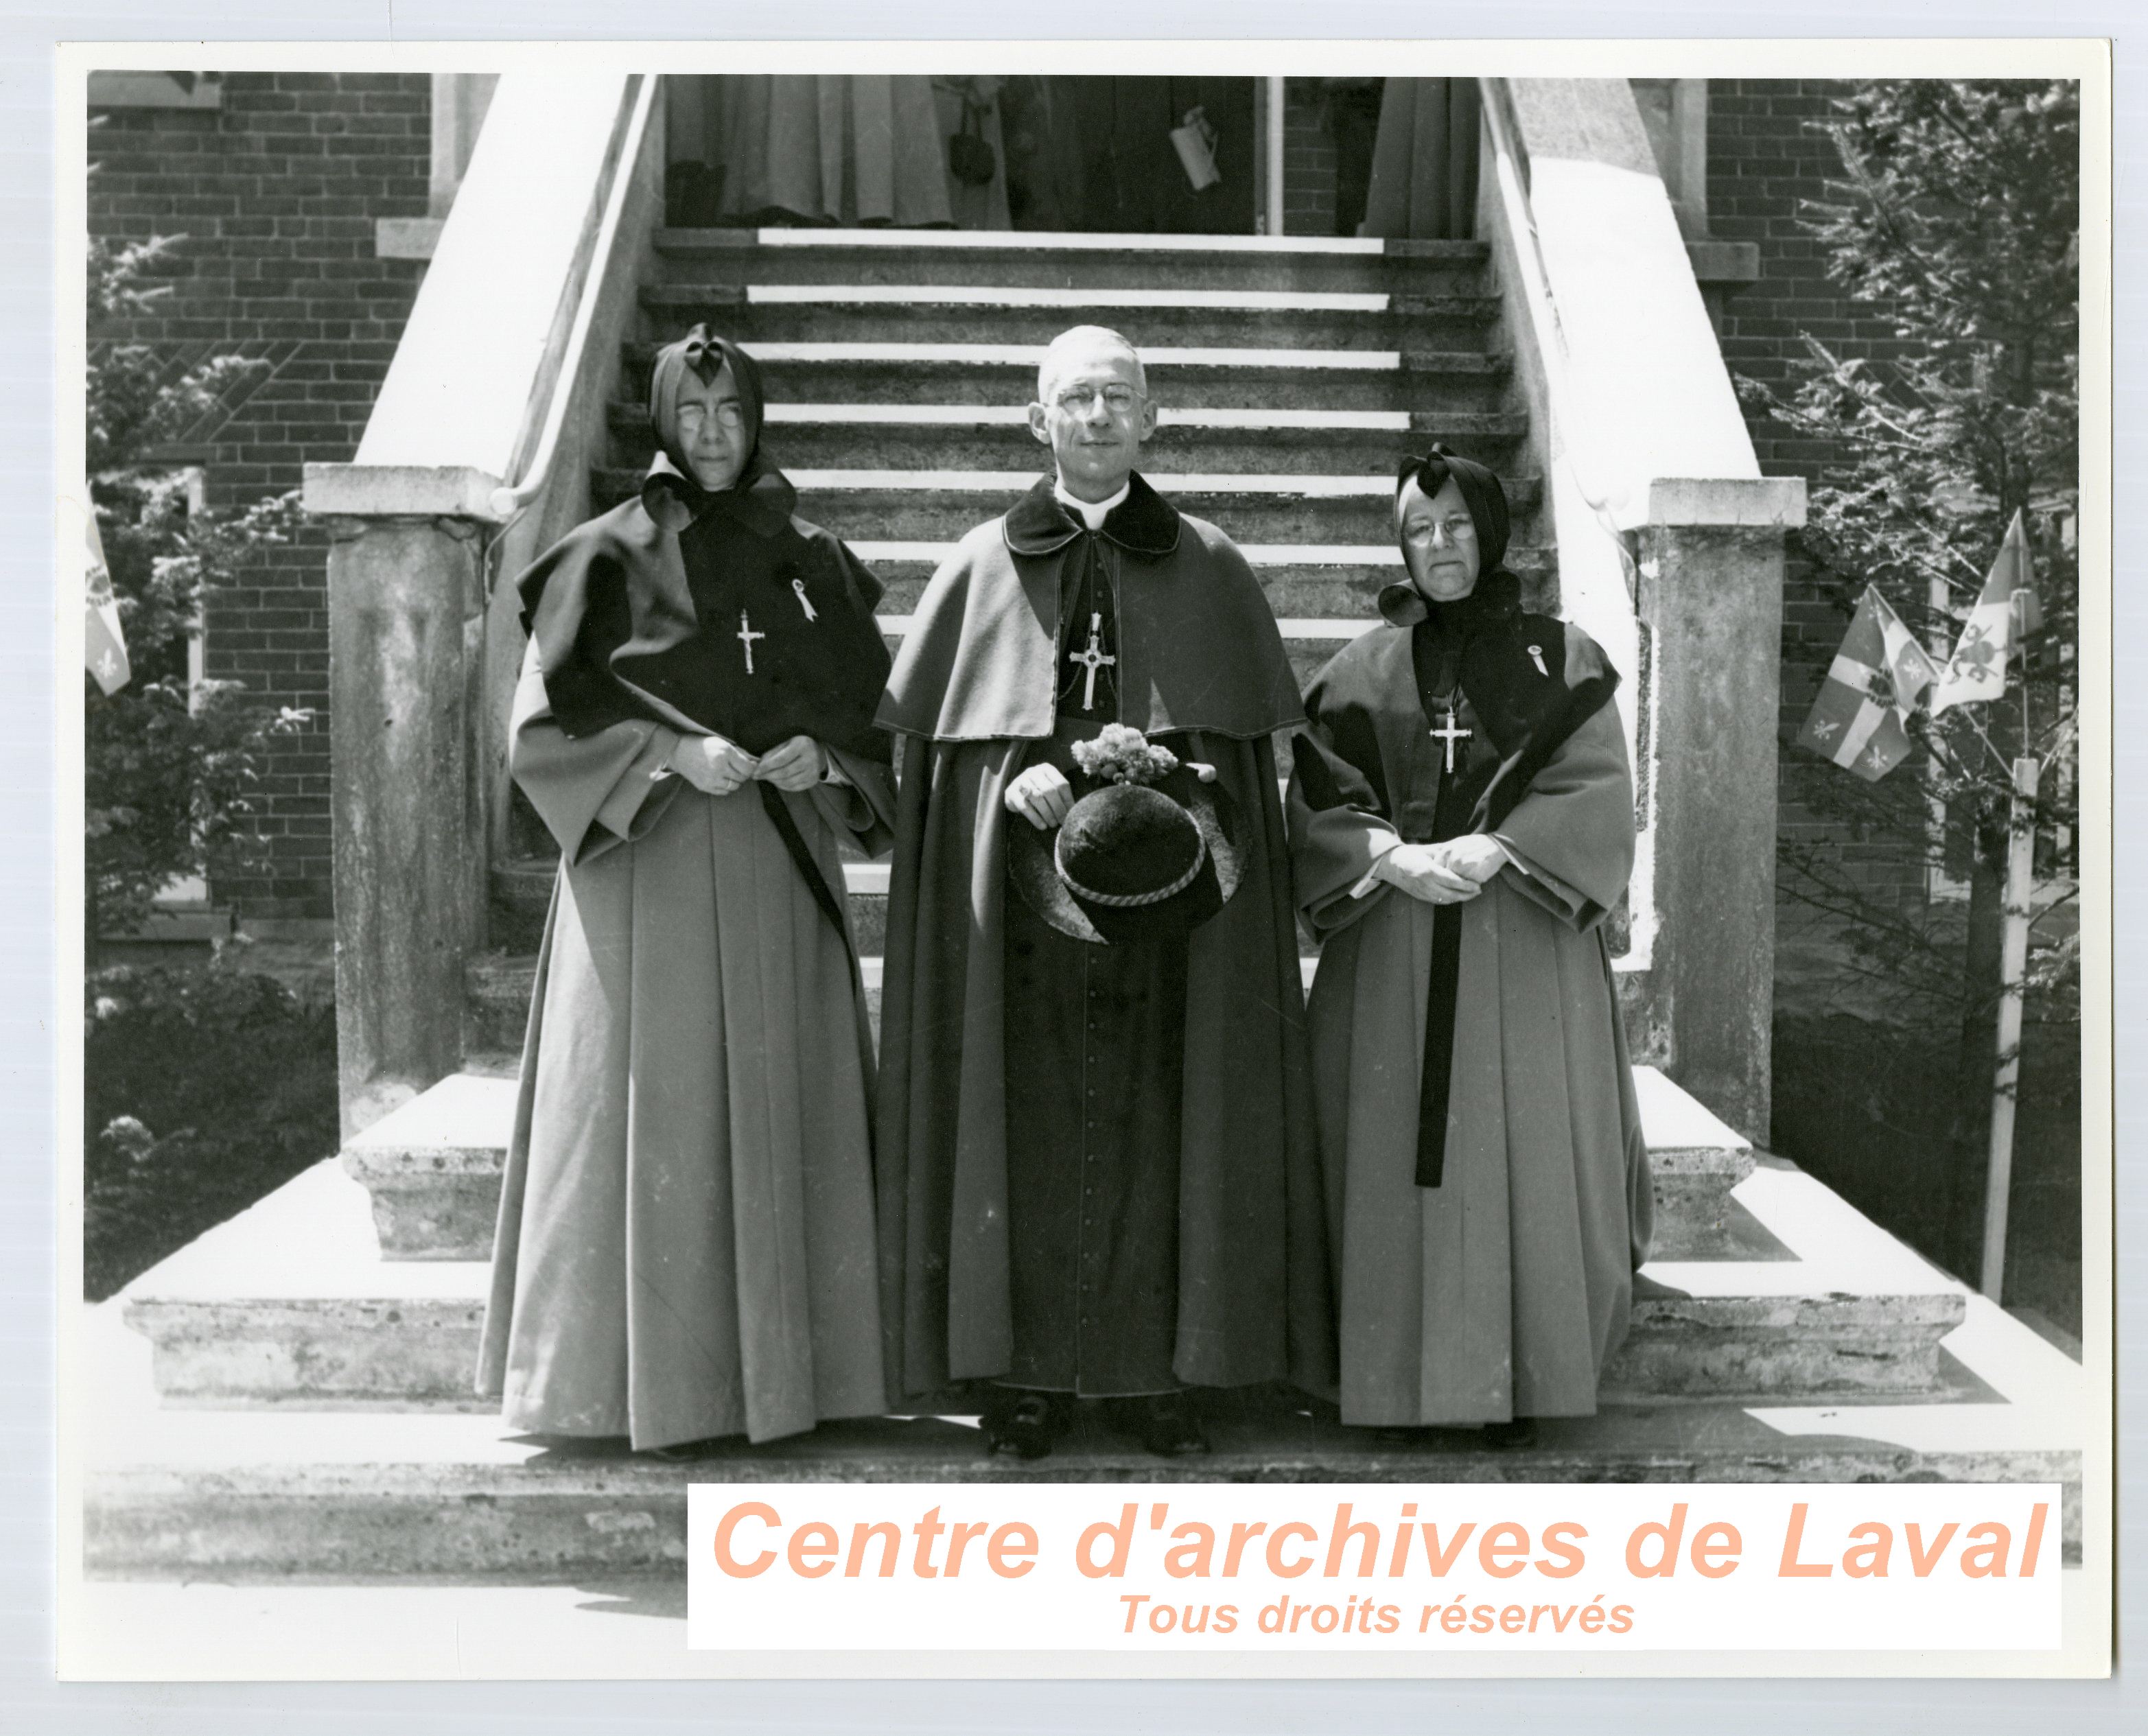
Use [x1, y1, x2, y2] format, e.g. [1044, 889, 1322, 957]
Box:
[1481, 1416, 1537, 1450]
[1126, 1392, 1210, 1458]
[983, 1391, 1064, 1460]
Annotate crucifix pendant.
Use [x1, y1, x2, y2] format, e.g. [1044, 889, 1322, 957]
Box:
[1068, 611, 1115, 712]
[1429, 707, 1471, 773]
[736, 610, 765, 675]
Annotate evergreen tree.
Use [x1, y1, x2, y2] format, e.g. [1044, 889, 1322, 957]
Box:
[1744, 80, 2079, 1287]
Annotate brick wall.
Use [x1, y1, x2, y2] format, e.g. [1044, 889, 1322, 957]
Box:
[1707, 78, 1931, 915]
[1282, 84, 1338, 237]
[87, 72, 432, 921]
[1707, 79, 1915, 481]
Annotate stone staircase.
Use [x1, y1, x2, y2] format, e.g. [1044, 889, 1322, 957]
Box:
[82, 231, 2086, 1585]
[479, 227, 1553, 1038]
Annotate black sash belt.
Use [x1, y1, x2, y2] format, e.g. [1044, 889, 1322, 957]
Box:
[1415, 899, 1463, 1188]
[756, 780, 856, 969]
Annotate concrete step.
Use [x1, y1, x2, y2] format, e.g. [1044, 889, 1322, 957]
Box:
[638, 283, 1503, 351]
[862, 545, 1556, 616]
[81, 1396, 2081, 1583]
[617, 339, 1515, 412]
[600, 409, 1527, 481]
[82, 1258, 2085, 1586]
[651, 227, 1494, 294]
[89, 1149, 2088, 1584]
[599, 443, 1526, 535]
[839, 487, 1512, 550]
[330, 1059, 1754, 1267]
[119, 1151, 1954, 1411]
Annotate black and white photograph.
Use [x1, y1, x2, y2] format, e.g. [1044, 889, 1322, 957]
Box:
[51, 37, 2112, 1682]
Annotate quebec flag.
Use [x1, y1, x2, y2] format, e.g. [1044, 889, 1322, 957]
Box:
[1797, 586, 1939, 783]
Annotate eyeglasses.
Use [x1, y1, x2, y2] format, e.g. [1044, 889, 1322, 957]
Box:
[1051, 384, 1143, 415]
[676, 401, 747, 431]
[1402, 515, 1478, 542]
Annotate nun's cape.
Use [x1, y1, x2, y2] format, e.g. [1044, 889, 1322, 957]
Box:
[476, 329, 897, 1449]
[1287, 461, 1653, 1427]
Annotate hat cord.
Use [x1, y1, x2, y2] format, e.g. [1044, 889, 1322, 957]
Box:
[1053, 825, 1209, 908]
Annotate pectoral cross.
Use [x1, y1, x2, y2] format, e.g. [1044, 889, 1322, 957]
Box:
[736, 610, 765, 675]
[1068, 611, 1114, 712]
[1429, 708, 1472, 773]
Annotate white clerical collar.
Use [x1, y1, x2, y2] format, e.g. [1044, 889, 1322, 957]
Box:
[1055, 477, 1130, 531]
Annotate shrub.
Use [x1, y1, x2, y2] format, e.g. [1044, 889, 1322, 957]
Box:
[84, 963, 338, 1300]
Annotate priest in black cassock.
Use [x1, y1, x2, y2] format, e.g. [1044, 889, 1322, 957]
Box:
[874, 327, 1334, 1458]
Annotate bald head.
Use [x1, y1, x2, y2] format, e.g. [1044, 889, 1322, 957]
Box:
[1029, 325, 1158, 503]
[1037, 325, 1147, 407]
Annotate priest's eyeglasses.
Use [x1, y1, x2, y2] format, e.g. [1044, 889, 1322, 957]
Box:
[1051, 384, 1143, 415]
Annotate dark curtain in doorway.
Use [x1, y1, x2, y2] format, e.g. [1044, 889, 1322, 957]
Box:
[1003, 77, 1256, 235]
[1363, 78, 1480, 240]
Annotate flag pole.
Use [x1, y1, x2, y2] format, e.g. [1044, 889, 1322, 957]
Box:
[1978, 754, 2037, 1302]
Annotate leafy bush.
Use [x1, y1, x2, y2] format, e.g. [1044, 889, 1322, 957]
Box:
[84, 963, 338, 1300]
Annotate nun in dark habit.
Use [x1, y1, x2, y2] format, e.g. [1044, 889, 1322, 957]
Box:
[1287, 447, 1655, 1440]
[477, 327, 896, 1452]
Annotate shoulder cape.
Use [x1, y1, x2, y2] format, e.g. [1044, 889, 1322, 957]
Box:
[516, 457, 893, 763]
[876, 471, 1305, 742]
[1294, 570, 1620, 836]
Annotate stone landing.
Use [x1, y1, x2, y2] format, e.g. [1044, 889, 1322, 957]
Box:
[82, 1061, 2085, 1584]
[118, 1158, 1961, 1412]
[335, 1063, 1762, 1265]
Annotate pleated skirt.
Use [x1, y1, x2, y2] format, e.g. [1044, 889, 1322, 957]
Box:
[476, 782, 886, 1448]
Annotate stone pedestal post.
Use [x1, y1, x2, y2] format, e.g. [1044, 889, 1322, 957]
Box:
[315, 478, 496, 1136]
[1631, 477, 1806, 1142]
[307, 75, 649, 1135]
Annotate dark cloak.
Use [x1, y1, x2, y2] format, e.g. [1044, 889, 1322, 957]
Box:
[515, 326, 892, 767]
[1292, 451, 1617, 1186]
[872, 473, 1336, 1399]
[1285, 450, 1649, 1424]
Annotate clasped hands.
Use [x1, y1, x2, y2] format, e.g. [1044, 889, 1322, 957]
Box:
[667, 731, 826, 795]
[1373, 834, 1507, 905]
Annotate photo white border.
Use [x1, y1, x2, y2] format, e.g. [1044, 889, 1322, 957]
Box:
[28, 15, 2126, 1714]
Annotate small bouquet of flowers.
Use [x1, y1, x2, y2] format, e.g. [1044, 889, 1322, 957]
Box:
[1071, 724, 1180, 788]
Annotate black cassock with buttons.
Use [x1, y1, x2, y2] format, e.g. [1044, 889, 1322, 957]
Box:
[874, 472, 1336, 1407]
[1000, 495, 1188, 1396]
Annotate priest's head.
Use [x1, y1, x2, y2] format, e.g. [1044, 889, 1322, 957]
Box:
[1396, 445, 1508, 603]
[1029, 325, 1157, 504]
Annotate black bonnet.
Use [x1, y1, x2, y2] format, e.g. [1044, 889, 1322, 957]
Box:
[1395, 442, 1512, 577]
[648, 324, 767, 482]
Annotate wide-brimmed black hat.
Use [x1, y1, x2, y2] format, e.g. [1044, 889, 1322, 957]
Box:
[1007, 758, 1245, 946]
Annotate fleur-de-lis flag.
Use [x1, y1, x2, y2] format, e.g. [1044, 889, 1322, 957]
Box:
[1930, 508, 2037, 717]
[1797, 586, 1940, 782]
[85, 510, 130, 696]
